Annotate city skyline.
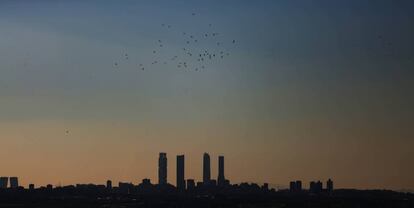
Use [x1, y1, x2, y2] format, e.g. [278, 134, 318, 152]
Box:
[1, 149, 410, 191]
[0, 153, 240, 189]
[2, 152, 334, 192]
[0, 0, 413, 191]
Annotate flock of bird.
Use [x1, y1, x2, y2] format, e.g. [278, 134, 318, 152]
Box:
[113, 13, 236, 72]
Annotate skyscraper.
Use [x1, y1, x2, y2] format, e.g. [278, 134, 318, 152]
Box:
[176, 155, 185, 190]
[10, 177, 18, 189]
[203, 153, 211, 185]
[290, 181, 296, 192]
[217, 156, 225, 186]
[296, 180, 302, 191]
[158, 152, 167, 185]
[0, 177, 8, 189]
[327, 178, 334, 193]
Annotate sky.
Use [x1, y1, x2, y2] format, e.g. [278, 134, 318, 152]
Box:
[0, 0, 413, 190]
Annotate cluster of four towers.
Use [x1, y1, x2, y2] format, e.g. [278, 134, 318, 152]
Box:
[158, 152, 227, 190]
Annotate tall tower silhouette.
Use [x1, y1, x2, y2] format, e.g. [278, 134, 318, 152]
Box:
[158, 152, 167, 185]
[176, 155, 185, 190]
[327, 178, 334, 193]
[217, 156, 225, 186]
[0, 177, 8, 189]
[203, 153, 211, 185]
[10, 177, 18, 189]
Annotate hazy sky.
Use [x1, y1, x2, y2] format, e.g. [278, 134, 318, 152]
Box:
[1, 0, 413, 190]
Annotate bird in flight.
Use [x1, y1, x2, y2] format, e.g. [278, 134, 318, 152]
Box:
[112, 12, 237, 72]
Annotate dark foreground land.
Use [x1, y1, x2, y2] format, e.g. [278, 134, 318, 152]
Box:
[1, 189, 413, 208]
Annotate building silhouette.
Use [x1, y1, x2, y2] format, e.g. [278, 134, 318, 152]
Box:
[203, 153, 211, 185]
[309, 181, 315, 192]
[187, 179, 195, 191]
[196, 181, 203, 188]
[290, 181, 296, 191]
[46, 184, 53, 190]
[176, 155, 185, 190]
[327, 178, 334, 193]
[0, 177, 8, 189]
[296, 180, 302, 191]
[10, 177, 19, 189]
[158, 152, 167, 185]
[290, 180, 302, 192]
[262, 183, 269, 191]
[119, 182, 133, 194]
[217, 156, 226, 186]
[29, 184, 35, 190]
[106, 180, 112, 190]
[310, 180, 323, 193]
[316, 181, 323, 192]
[142, 178, 151, 185]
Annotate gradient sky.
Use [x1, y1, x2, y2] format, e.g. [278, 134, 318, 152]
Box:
[1, 0, 413, 190]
